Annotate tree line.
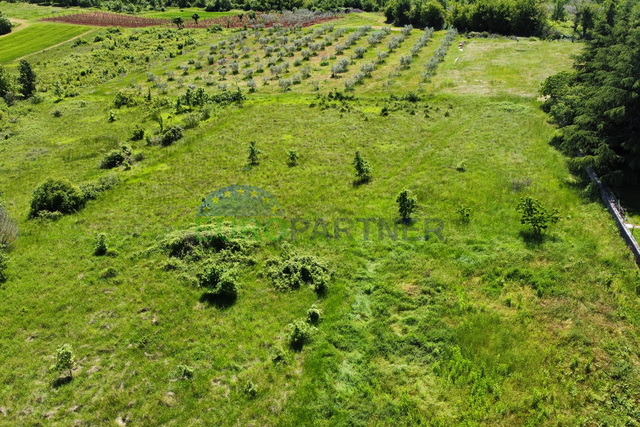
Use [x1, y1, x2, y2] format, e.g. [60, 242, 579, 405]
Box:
[541, 0, 640, 185]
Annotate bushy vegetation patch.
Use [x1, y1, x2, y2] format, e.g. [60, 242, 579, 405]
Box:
[157, 222, 259, 258]
[29, 175, 119, 219]
[266, 251, 330, 294]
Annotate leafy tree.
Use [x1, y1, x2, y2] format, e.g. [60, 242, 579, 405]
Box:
[192, 13, 200, 24]
[172, 17, 185, 29]
[0, 12, 11, 36]
[551, 0, 567, 22]
[18, 60, 36, 99]
[248, 141, 261, 165]
[352, 150, 371, 182]
[396, 189, 417, 222]
[54, 344, 76, 378]
[516, 196, 559, 235]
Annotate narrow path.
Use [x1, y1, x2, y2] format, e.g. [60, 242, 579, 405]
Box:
[13, 29, 94, 62]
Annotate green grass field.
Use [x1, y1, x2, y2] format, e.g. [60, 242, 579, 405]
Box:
[1, 7, 640, 426]
[0, 22, 92, 63]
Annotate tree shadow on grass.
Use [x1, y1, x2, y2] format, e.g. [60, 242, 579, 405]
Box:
[352, 176, 371, 187]
[52, 375, 72, 389]
[199, 292, 237, 309]
[519, 230, 558, 248]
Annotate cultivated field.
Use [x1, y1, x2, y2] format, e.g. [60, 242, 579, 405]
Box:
[1, 5, 639, 426]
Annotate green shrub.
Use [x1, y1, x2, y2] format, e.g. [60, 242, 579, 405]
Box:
[54, 344, 76, 378]
[100, 145, 132, 169]
[158, 223, 258, 258]
[352, 150, 372, 183]
[307, 304, 322, 325]
[94, 233, 108, 256]
[266, 253, 330, 294]
[198, 261, 238, 300]
[516, 196, 559, 235]
[160, 126, 184, 146]
[243, 380, 258, 398]
[248, 141, 261, 165]
[112, 91, 137, 108]
[286, 319, 316, 351]
[176, 364, 194, 380]
[396, 189, 417, 222]
[79, 174, 120, 201]
[130, 126, 145, 141]
[29, 178, 86, 219]
[99, 267, 118, 279]
[0, 12, 12, 36]
[287, 150, 299, 166]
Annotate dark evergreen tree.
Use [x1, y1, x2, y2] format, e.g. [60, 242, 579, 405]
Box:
[541, 3, 640, 185]
[18, 60, 36, 99]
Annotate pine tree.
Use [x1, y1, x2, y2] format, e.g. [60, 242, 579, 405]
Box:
[352, 150, 371, 182]
[248, 141, 261, 165]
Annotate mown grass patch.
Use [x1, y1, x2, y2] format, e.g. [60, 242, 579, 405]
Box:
[0, 22, 92, 63]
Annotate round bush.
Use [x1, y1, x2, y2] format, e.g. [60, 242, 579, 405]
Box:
[29, 178, 85, 218]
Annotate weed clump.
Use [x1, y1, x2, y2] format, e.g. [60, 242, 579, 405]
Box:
[266, 253, 330, 294]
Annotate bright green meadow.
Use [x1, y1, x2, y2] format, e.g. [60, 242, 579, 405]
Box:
[0, 5, 639, 426]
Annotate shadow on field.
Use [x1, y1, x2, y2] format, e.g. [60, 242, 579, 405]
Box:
[519, 231, 558, 248]
[52, 376, 72, 388]
[199, 292, 237, 309]
[352, 177, 371, 187]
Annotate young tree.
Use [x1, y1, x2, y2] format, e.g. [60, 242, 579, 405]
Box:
[192, 13, 200, 24]
[55, 344, 76, 378]
[287, 150, 299, 166]
[172, 17, 185, 29]
[516, 196, 559, 235]
[396, 189, 417, 223]
[248, 141, 261, 165]
[352, 150, 371, 182]
[18, 60, 36, 99]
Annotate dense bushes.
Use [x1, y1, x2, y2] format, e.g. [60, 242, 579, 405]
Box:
[0, 12, 12, 36]
[100, 144, 134, 169]
[29, 175, 119, 219]
[385, 0, 546, 36]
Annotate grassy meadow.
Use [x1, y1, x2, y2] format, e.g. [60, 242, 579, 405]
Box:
[1, 6, 640, 426]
